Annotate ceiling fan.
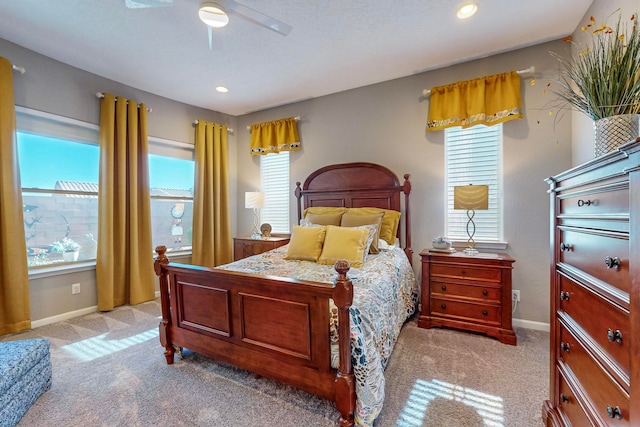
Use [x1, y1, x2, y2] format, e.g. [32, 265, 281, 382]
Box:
[124, 0, 292, 36]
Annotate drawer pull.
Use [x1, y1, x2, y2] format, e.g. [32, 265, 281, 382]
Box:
[441, 304, 446, 309]
[577, 199, 593, 207]
[560, 394, 570, 403]
[482, 290, 488, 296]
[482, 310, 488, 316]
[606, 405, 622, 420]
[560, 291, 570, 301]
[559, 243, 572, 252]
[604, 256, 621, 270]
[441, 285, 447, 291]
[607, 328, 623, 344]
[560, 342, 570, 352]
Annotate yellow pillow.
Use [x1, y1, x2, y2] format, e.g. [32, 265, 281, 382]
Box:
[302, 207, 347, 217]
[305, 212, 344, 226]
[318, 225, 371, 268]
[340, 212, 384, 253]
[284, 225, 326, 262]
[346, 208, 401, 245]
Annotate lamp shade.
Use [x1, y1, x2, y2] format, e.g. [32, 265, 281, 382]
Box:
[454, 185, 488, 210]
[245, 191, 265, 209]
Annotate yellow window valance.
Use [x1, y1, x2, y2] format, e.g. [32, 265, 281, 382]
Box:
[250, 117, 300, 156]
[426, 71, 523, 131]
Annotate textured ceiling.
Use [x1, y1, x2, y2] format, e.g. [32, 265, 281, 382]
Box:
[0, 0, 593, 116]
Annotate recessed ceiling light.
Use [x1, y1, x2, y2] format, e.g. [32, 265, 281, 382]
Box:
[457, 2, 478, 19]
[199, 2, 229, 28]
[216, 86, 228, 93]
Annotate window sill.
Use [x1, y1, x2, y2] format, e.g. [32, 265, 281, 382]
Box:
[28, 261, 96, 280]
[450, 240, 508, 251]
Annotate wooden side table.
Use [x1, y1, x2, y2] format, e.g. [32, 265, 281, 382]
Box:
[233, 236, 290, 261]
[418, 250, 517, 345]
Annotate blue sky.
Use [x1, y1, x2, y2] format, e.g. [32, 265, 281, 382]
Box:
[17, 133, 194, 190]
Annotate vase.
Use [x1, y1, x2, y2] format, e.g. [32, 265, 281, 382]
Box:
[594, 114, 640, 157]
[63, 251, 79, 262]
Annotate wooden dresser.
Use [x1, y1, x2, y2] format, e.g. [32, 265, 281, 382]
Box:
[418, 250, 517, 345]
[233, 236, 290, 261]
[543, 140, 640, 426]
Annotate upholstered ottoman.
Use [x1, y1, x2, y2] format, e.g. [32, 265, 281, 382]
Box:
[0, 338, 52, 427]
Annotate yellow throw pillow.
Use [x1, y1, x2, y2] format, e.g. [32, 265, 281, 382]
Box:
[305, 212, 344, 226]
[284, 225, 327, 262]
[346, 208, 401, 245]
[318, 225, 371, 268]
[302, 207, 347, 217]
[340, 212, 384, 253]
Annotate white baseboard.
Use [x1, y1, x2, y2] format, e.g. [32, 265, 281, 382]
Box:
[31, 306, 98, 329]
[513, 318, 550, 332]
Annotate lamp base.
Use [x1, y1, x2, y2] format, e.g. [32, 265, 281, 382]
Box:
[463, 247, 479, 256]
[250, 232, 262, 240]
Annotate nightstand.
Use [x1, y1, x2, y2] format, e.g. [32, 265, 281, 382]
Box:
[418, 250, 517, 345]
[233, 236, 290, 261]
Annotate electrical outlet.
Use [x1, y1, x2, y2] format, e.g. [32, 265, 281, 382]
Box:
[513, 290, 520, 302]
[72, 283, 81, 295]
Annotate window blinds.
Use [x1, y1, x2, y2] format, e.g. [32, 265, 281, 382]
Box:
[260, 152, 290, 233]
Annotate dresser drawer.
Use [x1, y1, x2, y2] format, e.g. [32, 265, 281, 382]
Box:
[559, 228, 630, 293]
[430, 297, 500, 325]
[430, 264, 501, 283]
[430, 280, 501, 302]
[557, 367, 592, 427]
[558, 324, 630, 425]
[559, 184, 628, 216]
[558, 273, 630, 377]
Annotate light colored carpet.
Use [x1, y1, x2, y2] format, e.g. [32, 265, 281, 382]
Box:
[1, 300, 548, 426]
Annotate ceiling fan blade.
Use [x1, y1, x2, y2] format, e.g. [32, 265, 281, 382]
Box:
[125, 0, 173, 9]
[224, 0, 292, 36]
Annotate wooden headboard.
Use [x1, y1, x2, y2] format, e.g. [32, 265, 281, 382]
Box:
[294, 162, 412, 263]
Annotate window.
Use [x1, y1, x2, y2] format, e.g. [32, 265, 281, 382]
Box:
[260, 152, 290, 234]
[148, 137, 194, 253]
[17, 107, 100, 267]
[444, 124, 503, 244]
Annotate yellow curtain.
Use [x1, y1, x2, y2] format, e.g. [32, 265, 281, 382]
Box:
[250, 117, 300, 156]
[0, 57, 31, 335]
[96, 93, 155, 311]
[192, 120, 232, 267]
[427, 71, 523, 131]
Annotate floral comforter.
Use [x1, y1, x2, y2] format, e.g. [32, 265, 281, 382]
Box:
[216, 245, 418, 426]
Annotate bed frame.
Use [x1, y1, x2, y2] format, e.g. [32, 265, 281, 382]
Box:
[154, 162, 412, 426]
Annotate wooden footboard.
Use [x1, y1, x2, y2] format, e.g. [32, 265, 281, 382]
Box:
[154, 246, 356, 426]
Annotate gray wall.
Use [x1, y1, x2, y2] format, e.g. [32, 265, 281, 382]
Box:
[1, 38, 237, 322]
[236, 41, 573, 325]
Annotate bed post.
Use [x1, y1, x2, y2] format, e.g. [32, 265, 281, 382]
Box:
[295, 181, 303, 224]
[154, 246, 175, 364]
[403, 174, 413, 265]
[333, 260, 356, 427]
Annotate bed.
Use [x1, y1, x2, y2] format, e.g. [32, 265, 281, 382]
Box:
[154, 162, 416, 426]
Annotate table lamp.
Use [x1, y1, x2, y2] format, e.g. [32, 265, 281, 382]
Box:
[245, 191, 265, 239]
[454, 184, 488, 255]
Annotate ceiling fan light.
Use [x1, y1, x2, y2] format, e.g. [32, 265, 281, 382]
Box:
[199, 2, 229, 28]
[457, 2, 478, 19]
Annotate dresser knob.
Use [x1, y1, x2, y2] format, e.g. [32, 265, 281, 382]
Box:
[441, 304, 446, 309]
[560, 342, 570, 352]
[441, 285, 447, 291]
[604, 256, 621, 270]
[482, 310, 488, 316]
[560, 291, 570, 301]
[560, 394, 570, 403]
[606, 405, 622, 420]
[607, 328, 623, 344]
[559, 243, 573, 252]
[482, 290, 488, 296]
[577, 199, 593, 207]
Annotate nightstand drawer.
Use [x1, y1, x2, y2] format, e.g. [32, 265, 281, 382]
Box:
[430, 281, 501, 302]
[233, 237, 290, 261]
[430, 264, 502, 283]
[430, 297, 501, 325]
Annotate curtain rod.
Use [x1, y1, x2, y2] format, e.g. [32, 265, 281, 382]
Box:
[95, 92, 152, 112]
[12, 64, 26, 74]
[247, 116, 301, 131]
[191, 119, 234, 134]
[421, 66, 535, 97]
